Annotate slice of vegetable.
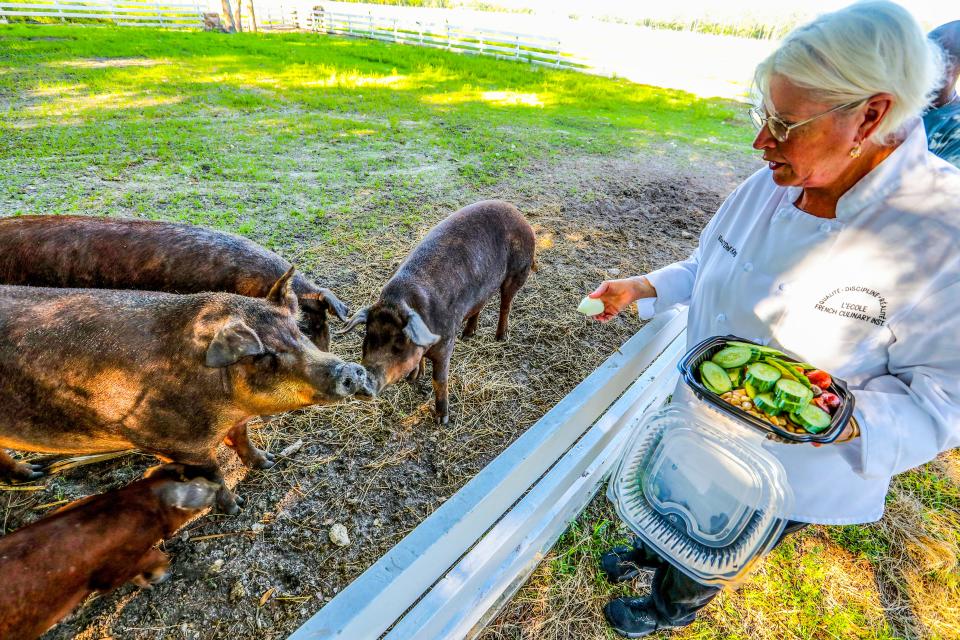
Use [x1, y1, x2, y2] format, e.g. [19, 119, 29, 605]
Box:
[806, 369, 833, 389]
[774, 396, 805, 414]
[753, 393, 781, 416]
[576, 296, 605, 316]
[711, 346, 753, 369]
[743, 380, 758, 399]
[813, 396, 832, 414]
[765, 357, 812, 388]
[744, 362, 781, 393]
[725, 341, 786, 357]
[727, 367, 743, 387]
[820, 392, 841, 411]
[791, 403, 833, 433]
[700, 361, 732, 394]
[774, 378, 809, 405]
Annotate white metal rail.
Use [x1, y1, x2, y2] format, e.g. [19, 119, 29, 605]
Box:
[288, 308, 687, 640]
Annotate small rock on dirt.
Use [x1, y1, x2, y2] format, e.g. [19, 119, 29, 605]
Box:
[229, 581, 247, 603]
[329, 523, 351, 547]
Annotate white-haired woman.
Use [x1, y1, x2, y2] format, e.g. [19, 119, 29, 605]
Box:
[590, 2, 960, 637]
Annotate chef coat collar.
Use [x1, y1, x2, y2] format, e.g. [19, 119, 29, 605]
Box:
[833, 118, 927, 221]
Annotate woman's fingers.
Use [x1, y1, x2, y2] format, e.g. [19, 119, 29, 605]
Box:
[589, 281, 609, 298]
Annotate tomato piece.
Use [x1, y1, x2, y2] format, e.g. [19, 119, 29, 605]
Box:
[806, 369, 833, 389]
[813, 396, 833, 414]
[820, 392, 841, 411]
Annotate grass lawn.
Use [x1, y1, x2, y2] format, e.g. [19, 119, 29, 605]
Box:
[2, 23, 958, 640]
[0, 23, 744, 254]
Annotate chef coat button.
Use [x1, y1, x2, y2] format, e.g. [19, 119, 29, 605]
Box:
[742, 262, 753, 272]
[778, 282, 788, 292]
[819, 222, 831, 233]
[716, 313, 726, 323]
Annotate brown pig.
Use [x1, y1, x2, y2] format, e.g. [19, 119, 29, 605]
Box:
[340, 200, 535, 425]
[0, 215, 349, 350]
[0, 464, 218, 640]
[0, 269, 370, 512]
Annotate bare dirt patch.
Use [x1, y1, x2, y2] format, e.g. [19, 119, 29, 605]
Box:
[2, 148, 754, 640]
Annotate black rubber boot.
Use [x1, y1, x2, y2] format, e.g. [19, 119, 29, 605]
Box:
[600, 538, 665, 583]
[600, 546, 644, 583]
[604, 596, 674, 638]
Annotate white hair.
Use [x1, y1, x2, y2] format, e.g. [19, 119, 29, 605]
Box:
[754, 1, 945, 144]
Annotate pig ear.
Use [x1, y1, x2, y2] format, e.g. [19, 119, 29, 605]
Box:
[402, 308, 440, 348]
[336, 306, 369, 335]
[319, 288, 350, 321]
[206, 320, 265, 367]
[267, 267, 299, 313]
[157, 478, 219, 511]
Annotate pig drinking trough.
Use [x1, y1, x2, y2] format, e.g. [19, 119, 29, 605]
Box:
[288, 308, 688, 640]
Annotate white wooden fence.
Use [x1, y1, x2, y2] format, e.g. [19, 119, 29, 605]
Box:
[311, 9, 590, 70]
[0, 0, 203, 27]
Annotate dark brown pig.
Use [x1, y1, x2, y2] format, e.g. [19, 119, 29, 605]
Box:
[0, 215, 349, 350]
[0, 464, 218, 640]
[0, 269, 369, 512]
[340, 200, 535, 425]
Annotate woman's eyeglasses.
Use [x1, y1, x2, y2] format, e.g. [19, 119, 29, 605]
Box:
[749, 100, 864, 142]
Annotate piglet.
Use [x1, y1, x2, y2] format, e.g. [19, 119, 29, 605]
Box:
[0, 464, 218, 640]
[0, 215, 349, 350]
[340, 200, 535, 424]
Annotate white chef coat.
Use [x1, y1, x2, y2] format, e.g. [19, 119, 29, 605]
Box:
[641, 119, 960, 524]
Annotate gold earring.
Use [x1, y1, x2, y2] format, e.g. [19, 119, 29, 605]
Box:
[849, 143, 862, 158]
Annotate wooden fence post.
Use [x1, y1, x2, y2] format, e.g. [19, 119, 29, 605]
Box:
[367, 12, 372, 36]
[155, 0, 165, 27]
[515, 35, 520, 60]
[393, 18, 398, 43]
[446, 21, 451, 50]
[554, 39, 561, 67]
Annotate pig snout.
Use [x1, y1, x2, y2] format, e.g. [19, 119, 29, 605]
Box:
[308, 360, 371, 401]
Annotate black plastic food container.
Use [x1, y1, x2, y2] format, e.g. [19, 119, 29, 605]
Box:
[678, 335, 855, 444]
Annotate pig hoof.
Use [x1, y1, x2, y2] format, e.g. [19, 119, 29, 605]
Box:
[217, 490, 243, 515]
[494, 332, 507, 342]
[438, 414, 449, 426]
[248, 449, 276, 470]
[11, 462, 44, 482]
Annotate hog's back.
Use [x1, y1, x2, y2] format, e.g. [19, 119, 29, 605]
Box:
[386, 200, 534, 307]
[0, 215, 291, 297]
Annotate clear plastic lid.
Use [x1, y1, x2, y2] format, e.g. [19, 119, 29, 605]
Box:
[611, 402, 793, 586]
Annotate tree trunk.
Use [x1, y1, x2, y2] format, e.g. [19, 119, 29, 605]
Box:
[246, 0, 257, 32]
[232, 0, 242, 32]
[219, 0, 236, 32]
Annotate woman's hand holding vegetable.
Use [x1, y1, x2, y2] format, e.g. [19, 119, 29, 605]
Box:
[588, 276, 656, 323]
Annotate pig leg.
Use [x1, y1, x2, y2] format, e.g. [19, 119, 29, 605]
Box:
[461, 302, 485, 339]
[430, 343, 454, 426]
[0, 450, 43, 481]
[129, 549, 171, 588]
[223, 418, 276, 470]
[496, 276, 526, 341]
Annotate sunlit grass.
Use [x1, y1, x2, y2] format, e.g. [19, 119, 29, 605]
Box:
[0, 24, 751, 247]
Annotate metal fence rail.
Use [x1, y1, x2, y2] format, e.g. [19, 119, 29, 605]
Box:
[311, 9, 590, 70]
[0, 0, 203, 26]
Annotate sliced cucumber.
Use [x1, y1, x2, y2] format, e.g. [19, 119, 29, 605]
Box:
[711, 346, 753, 369]
[700, 361, 732, 394]
[774, 378, 809, 404]
[744, 362, 781, 393]
[727, 367, 743, 387]
[791, 403, 832, 433]
[774, 396, 805, 414]
[743, 380, 758, 399]
[725, 341, 785, 357]
[753, 393, 781, 416]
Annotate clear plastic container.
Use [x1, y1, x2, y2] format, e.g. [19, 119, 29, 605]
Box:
[610, 403, 794, 586]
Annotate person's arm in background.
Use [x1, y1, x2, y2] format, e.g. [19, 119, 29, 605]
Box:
[847, 273, 960, 475]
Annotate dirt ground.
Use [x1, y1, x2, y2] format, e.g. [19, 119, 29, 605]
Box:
[3, 148, 754, 640]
